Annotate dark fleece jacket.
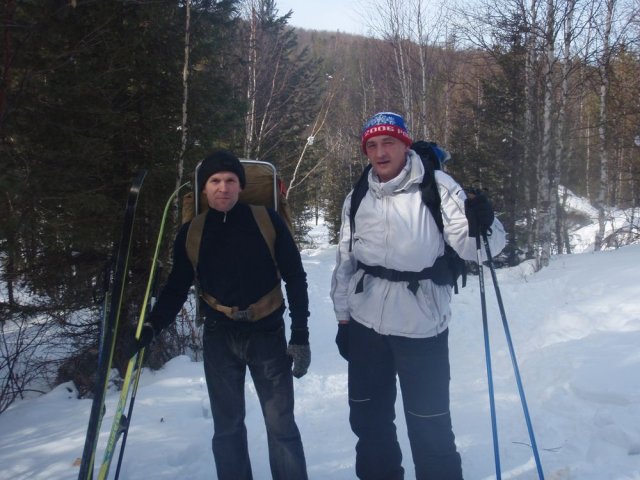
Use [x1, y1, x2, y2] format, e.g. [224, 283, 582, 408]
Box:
[148, 202, 309, 340]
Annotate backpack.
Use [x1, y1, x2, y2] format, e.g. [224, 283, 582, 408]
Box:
[349, 142, 467, 293]
[182, 159, 294, 321]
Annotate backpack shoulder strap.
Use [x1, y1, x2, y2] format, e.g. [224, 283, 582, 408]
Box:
[185, 211, 208, 271]
[349, 164, 372, 251]
[419, 156, 444, 233]
[250, 204, 277, 266]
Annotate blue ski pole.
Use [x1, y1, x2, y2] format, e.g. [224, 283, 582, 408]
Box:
[481, 231, 545, 479]
[476, 234, 501, 479]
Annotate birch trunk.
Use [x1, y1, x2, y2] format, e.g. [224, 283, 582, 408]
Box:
[523, 0, 539, 257]
[388, 0, 412, 125]
[416, 0, 429, 139]
[536, 0, 556, 268]
[244, 4, 258, 158]
[554, 0, 575, 254]
[174, 0, 191, 225]
[595, 0, 615, 250]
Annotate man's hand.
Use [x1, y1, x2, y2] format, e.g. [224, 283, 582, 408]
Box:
[288, 327, 310, 378]
[123, 322, 155, 359]
[287, 344, 310, 378]
[335, 322, 349, 361]
[465, 190, 495, 238]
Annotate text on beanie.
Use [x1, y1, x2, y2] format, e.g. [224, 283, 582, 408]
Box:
[361, 112, 412, 153]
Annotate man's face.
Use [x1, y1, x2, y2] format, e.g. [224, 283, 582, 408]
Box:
[364, 135, 409, 182]
[202, 171, 242, 212]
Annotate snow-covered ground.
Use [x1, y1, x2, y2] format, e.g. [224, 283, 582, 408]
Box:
[1, 204, 640, 479]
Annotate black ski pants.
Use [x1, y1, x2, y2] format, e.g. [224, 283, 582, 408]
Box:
[347, 320, 463, 480]
[203, 320, 308, 480]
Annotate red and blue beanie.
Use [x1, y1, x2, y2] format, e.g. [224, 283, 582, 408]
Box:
[361, 112, 412, 153]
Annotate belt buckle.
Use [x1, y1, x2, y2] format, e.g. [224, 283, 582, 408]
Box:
[233, 309, 253, 322]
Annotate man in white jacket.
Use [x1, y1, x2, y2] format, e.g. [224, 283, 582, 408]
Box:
[330, 112, 506, 480]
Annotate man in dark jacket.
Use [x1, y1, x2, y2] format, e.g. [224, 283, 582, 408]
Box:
[132, 149, 310, 480]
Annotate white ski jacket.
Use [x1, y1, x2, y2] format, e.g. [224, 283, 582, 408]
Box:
[330, 150, 506, 338]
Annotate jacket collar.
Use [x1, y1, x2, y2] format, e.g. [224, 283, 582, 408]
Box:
[205, 201, 243, 222]
[368, 150, 424, 197]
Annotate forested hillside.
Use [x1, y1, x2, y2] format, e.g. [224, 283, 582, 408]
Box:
[1, 0, 639, 408]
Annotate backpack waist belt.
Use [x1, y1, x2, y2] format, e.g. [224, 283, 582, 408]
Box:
[200, 283, 283, 322]
[356, 255, 452, 295]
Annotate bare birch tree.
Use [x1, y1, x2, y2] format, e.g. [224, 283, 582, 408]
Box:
[522, 0, 540, 256]
[244, 2, 259, 158]
[391, 0, 413, 125]
[594, 0, 615, 250]
[415, 0, 430, 139]
[535, 0, 557, 268]
[364, 0, 452, 136]
[240, 0, 321, 169]
[555, 0, 576, 254]
[174, 0, 191, 225]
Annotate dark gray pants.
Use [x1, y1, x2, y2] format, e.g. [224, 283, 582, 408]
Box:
[203, 321, 308, 480]
[348, 321, 463, 480]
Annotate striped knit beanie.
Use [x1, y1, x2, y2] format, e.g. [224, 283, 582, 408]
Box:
[361, 112, 412, 153]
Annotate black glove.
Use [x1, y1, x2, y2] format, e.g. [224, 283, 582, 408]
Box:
[335, 323, 349, 361]
[465, 191, 494, 238]
[124, 322, 155, 359]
